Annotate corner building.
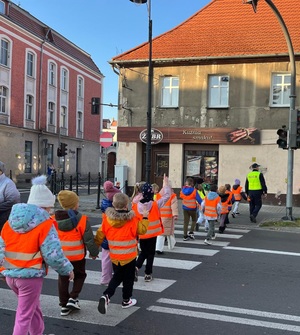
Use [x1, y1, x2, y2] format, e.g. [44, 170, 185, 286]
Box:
[111, 0, 300, 205]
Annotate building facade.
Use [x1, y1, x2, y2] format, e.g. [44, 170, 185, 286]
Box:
[110, 0, 300, 205]
[0, 0, 103, 182]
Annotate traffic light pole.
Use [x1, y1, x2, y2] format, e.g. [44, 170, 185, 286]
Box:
[247, 0, 296, 220]
[265, 1, 296, 220]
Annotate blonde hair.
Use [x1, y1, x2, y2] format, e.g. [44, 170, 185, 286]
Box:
[218, 185, 226, 194]
[131, 181, 146, 199]
[151, 183, 160, 193]
[113, 193, 129, 210]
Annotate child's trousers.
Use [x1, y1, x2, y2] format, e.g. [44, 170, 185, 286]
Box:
[6, 276, 44, 335]
[101, 248, 113, 285]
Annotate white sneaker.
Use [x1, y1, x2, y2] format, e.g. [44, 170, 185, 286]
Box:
[98, 295, 110, 314]
[212, 234, 217, 240]
[204, 239, 212, 245]
[122, 298, 137, 309]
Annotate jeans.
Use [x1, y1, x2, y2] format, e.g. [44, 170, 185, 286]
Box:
[206, 219, 217, 240]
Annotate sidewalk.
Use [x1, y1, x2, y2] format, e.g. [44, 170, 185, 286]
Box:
[65, 193, 300, 231]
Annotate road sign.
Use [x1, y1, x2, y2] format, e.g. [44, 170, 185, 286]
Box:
[99, 132, 113, 148]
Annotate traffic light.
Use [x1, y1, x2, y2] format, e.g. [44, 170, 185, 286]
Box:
[277, 128, 288, 149]
[61, 143, 68, 156]
[57, 147, 62, 157]
[245, 0, 258, 13]
[91, 97, 100, 115]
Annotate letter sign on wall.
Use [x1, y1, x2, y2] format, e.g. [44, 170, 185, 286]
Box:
[139, 128, 163, 145]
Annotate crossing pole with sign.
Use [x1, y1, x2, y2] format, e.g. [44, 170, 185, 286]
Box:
[99, 132, 113, 148]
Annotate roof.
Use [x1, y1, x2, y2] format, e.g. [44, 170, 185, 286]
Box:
[4, 2, 102, 74]
[111, 0, 300, 64]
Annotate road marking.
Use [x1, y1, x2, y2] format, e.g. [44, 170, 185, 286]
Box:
[46, 268, 176, 293]
[174, 230, 243, 239]
[176, 238, 230, 247]
[0, 288, 137, 327]
[165, 246, 219, 256]
[148, 299, 300, 332]
[224, 246, 300, 257]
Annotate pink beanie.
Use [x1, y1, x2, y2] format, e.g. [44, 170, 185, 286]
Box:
[103, 181, 121, 201]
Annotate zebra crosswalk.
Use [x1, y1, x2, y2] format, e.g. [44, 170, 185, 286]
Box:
[0, 224, 249, 329]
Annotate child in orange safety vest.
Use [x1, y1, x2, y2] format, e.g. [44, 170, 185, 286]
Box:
[201, 184, 221, 245]
[231, 179, 243, 218]
[55, 190, 99, 316]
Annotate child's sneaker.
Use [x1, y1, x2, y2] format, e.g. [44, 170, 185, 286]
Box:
[212, 234, 217, 240]
[204, 239, 212, 245]
[60, 306, 71, 316]
[144, 274, 153, 282]
[122, 298, 137, 309]
[188, 232, 195, 240]
[183, 235, 189, 241]
[66, 298, 80, 310]
[98, 294, 110, 314]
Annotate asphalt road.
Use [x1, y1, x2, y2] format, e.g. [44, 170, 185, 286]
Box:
[2, 221, 300, 334]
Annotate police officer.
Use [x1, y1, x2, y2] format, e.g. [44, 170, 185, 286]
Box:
[245, 163, 267, 223]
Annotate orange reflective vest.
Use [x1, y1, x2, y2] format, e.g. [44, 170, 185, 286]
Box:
[102, 216, 138, 262]
[160, 193, 176, 219]
[221, 197, 230, 214]
[135, 201, 163, 239]
[57, 215, 87, 261]
[180, 189, 197, 209]
[232, 186, 242, 201]
[204, 196, 221, 218]
[1, 218, 53, 271]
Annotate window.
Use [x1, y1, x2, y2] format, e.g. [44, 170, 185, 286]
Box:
[49, 62, 56, 86]
[271, 73, 291, 106]
[0, 38, 9, 66]
[60, 106, 67, 128]
[61, 68, 68, 91]
[26, 95, 34, 120]
[0, 86, 7, 114]
[0, 1, 5, 14]
[161, 76, 179, 107]
[78, 77, 83, 98]
[48, 102, 55, 125]
[208, 75, 229, 108]
[24, 141, 32, 173]
[27, 52, 34, 77]
[77, 111, 83, 132]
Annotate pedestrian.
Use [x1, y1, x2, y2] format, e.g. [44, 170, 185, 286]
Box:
[0, 161, 20, 232]
[155, 180, 178, 254]
[55, 190, 99, 316]
[245, 163, 267, 223]
[0, 175, 74, 335]
[217, 185, 231, 234]
[133, 174, 171, 282]
[47, 163, 55, 183]
[201, 184, 221, 245]
[180, 177, 202, 241]
[224, 184, 234, 225]
[100, 181, 122, 285]
[95, 193, 149, 314]
[195, 180, 207, 231]
[231, 179, 243, 217]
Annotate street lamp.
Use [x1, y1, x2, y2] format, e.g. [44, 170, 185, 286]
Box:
[245, 0, 297, 220]
[130, 0, 153, 183]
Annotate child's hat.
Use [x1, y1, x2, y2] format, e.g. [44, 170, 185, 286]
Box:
[57, 190, 79, 209]
[234, 179, 240, 185]
[141, 183, 154, 202]
[103, 180, 121, 201]
[27, 175, 55, 208]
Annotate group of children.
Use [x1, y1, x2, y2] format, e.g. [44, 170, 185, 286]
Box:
[0, 173, 245, 333]
[180, 177, 244, 245]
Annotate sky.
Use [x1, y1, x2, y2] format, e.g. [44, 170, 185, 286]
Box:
[12, 0, 211, 120]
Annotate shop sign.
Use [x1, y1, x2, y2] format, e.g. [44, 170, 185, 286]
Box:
[139, 128, 163, 145]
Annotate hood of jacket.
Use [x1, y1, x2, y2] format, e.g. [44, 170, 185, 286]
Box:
[181, 186, 195, 196]
[55, 209, 82, 231]
[105, 207, 136, 228]
[8, 203, 50, 233]
[207, 191, 220, 201]
[218, 193, 230, 203]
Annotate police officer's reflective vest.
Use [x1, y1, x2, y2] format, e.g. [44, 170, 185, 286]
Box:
[247, 171, 262, 190]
